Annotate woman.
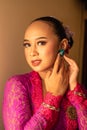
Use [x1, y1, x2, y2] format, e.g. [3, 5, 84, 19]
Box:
[3, 16, 87, 130]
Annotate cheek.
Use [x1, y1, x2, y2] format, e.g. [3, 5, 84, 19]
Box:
[43, 45, 58, 58]
[24, 50, 27, 59]
[24, 50, 30, 63]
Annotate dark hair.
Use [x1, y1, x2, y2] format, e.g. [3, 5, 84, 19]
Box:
[31, 16, 73, 48]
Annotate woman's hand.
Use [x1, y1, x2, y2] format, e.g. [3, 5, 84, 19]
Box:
[44, 54, 69, 96]
[64, 55, 79, 90]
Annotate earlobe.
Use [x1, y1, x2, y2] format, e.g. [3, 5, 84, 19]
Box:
[60, 39, 68, 50]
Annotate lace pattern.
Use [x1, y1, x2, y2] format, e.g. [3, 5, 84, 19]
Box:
[68, 83, 87, 129]
[3, 71, 87, 130]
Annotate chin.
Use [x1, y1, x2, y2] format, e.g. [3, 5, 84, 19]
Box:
[31, 66, 53, 73]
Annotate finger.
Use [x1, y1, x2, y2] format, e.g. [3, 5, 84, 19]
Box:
[63, 61, 69, 83]
[64, 55, 73, 65]
[63, 71, 69, 84]
[52, 54, 61, 74]
[59, 60, 69, 87]
[58, 59, 65, 74]
[64, 55, 79, 72]
[64, 55, 78, 68]
[45, 70, 51, 78]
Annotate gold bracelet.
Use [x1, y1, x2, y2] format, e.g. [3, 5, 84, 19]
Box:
[42, 102, 60, 112]
[74, 91, 86, 98]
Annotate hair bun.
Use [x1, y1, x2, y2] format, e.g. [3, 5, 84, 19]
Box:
[64, 25, 74, 47]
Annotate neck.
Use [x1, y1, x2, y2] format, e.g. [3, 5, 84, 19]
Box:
[39, 72, 46, 80]
[38, 70, 49, 97]
[38, 69, 50, 80]
[38, 66, 52, 80]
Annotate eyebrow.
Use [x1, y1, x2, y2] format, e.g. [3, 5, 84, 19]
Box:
[24, 37, 47, 42]
[36, 37, 47, 40]
[24, 39, 29, 42]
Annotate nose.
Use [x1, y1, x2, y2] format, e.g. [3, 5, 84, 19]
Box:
[30, 45, 38, 56]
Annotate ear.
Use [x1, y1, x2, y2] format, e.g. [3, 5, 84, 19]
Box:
[59, 39, 70, 53]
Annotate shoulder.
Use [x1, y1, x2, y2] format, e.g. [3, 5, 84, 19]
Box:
[6, 73, 30, 85]
[7, 71, 38, 82]
[4, 71, 41, 93]
[4, 72, 33, 93]
[4, 71, 39, 91]
[6, 71, 37, 84]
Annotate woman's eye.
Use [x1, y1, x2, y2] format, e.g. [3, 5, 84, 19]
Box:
[37, 41, 46, 46]
[23, 43, 31, 48]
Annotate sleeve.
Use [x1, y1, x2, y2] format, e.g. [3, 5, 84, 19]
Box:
[3, 76, 63, 130]
[67, 83, 87, 130]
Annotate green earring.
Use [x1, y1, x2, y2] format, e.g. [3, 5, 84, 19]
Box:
[58, 49, 65, 56]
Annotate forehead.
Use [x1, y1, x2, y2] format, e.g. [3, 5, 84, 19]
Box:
[24, 21, 55, 38]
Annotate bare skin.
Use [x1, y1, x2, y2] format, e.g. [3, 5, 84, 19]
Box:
[24, 21, 79, 97]
[44, 54, 79, 96]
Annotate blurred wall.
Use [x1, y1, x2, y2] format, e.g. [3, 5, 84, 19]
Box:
[0, 0, 85, 129]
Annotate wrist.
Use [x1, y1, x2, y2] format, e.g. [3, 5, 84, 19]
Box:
[44, 92, 63, 108]
[67, 83, 86, 105]
[50, 89, 67, 96]
[69, 81, 77, 90]
[52, 92, 65, 96]
[42, 102, 60, 112]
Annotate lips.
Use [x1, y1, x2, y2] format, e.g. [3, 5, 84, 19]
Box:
[31, 60, 41, 66]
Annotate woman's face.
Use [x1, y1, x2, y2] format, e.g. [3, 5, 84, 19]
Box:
[24, 21, 60, 72]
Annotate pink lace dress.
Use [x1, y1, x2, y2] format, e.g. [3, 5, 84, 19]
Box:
[3, 71, 87, 130]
